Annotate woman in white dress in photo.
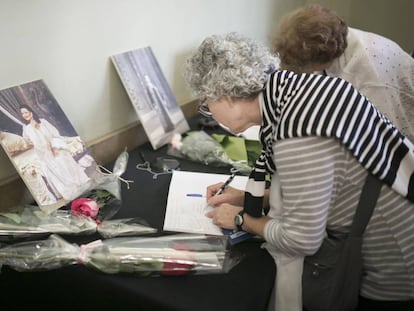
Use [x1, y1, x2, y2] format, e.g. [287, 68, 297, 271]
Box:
[20, 105, 91, 204]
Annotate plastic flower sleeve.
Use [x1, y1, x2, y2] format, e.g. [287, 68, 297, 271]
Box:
[99, 148, 130, 200]
[0, 206, 97, 241]
[32, 209, 97, 235]
[0, 210, 157, 241]
[168, 131, 252, 175]
[84, 234, 243, 276]
[0, 234, 79, 272]
[97, 217, 157, 238]
[0, 234, 243, 276]
[0, 209, 46, 238]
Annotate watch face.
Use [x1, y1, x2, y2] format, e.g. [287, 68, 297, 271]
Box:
[235, 214, 243, 226]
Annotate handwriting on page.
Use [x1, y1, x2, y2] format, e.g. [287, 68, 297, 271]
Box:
[165, 196, 221, 235]
[163, 170, 248, 236]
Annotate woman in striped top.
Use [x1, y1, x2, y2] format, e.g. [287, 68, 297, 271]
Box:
[184, 32, 414, 310]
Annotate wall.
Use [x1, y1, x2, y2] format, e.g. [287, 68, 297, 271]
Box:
[1, 0, 412, 189]
[0, 0, 281, 184]
[348, 0, 413, 52]
[305, 0, 413, 52]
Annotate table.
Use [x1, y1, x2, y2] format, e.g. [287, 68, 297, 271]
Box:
[0, 117, 276, 310]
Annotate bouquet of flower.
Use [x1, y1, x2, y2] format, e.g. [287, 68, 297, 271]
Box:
[168, 131, 252, 175]
[0, 206, 157, 242]
[0, 206, 97, 242]
[0, 150, 154, 241]
[0, 234, 78, 271]
[0, 234, 243, 276]
[84, 234, 237, 276]
[68, 150, 160, 236]
[69, 150, 131, 222]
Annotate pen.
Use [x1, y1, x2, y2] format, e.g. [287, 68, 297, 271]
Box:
[204, 171, 237, 211]
[214, 171, 237, 197]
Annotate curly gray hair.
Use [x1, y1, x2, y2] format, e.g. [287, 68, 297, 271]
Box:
[184, 32, 278, 101]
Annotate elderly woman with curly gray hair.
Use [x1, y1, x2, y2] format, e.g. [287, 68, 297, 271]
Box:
[184, 32, 414, 311]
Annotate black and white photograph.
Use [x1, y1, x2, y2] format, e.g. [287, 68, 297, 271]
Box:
[0, 80, 98, 210]
[111, 46, 190, 149]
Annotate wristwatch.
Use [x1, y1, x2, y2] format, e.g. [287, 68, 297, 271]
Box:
[234, 210, 245, 231]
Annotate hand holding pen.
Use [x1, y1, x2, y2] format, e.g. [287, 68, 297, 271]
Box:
[205, 172, 236, 209]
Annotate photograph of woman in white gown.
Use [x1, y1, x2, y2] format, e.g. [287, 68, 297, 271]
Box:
[19, 104, 91, 203]
[0, 80, 98, 211]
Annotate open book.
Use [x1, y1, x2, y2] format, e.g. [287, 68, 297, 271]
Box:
[164, 170, 254, 244]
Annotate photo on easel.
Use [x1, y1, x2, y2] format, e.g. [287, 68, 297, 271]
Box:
[111, 46, 190, 149]
[0, 80, 99, 211]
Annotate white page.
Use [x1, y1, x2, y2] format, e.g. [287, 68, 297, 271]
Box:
[163, 170, 248, 235]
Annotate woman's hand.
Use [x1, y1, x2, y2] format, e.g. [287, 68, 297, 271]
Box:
[205, 203, 242, 230]
[206, 203, 270, 236]
[206, 183, 245, 207]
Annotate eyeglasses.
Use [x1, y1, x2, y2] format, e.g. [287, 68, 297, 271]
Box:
[198, 98, 212, 118]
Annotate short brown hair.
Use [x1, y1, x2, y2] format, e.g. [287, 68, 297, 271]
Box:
[273, 4, 348, 73]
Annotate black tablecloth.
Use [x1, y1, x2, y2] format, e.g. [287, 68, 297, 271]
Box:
[0, 117, 276, 310]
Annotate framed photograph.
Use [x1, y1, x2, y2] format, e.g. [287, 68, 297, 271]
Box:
[111, 46, 190, 149]
[0, 80, 99, 211]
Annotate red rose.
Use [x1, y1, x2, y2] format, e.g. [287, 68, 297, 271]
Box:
[160, 259, 193, 276]
[71, 198, 99, 219]
[160, 242, 194, 276]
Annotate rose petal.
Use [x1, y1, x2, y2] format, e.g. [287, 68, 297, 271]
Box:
[71, 198, 99, 219]
[160, 260, 193, 276]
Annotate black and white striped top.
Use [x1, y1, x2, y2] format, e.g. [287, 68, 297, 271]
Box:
[244, 70, 414, 218]
[244, 70, 414, 299]
[264, 136, 414, 300]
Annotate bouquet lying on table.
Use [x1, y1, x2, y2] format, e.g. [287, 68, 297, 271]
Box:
[168, 131, 256, 175]
[0, 233, 242, 276]
[0, 150, 156, 241]
[0, 207, 157, 241]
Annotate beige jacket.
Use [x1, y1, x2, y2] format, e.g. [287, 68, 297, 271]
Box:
[326, 27, 414, 141]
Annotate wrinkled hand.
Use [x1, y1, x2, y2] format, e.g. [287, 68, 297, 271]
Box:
[206, 183, 245, 207]
[205, 203, 242, 230]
